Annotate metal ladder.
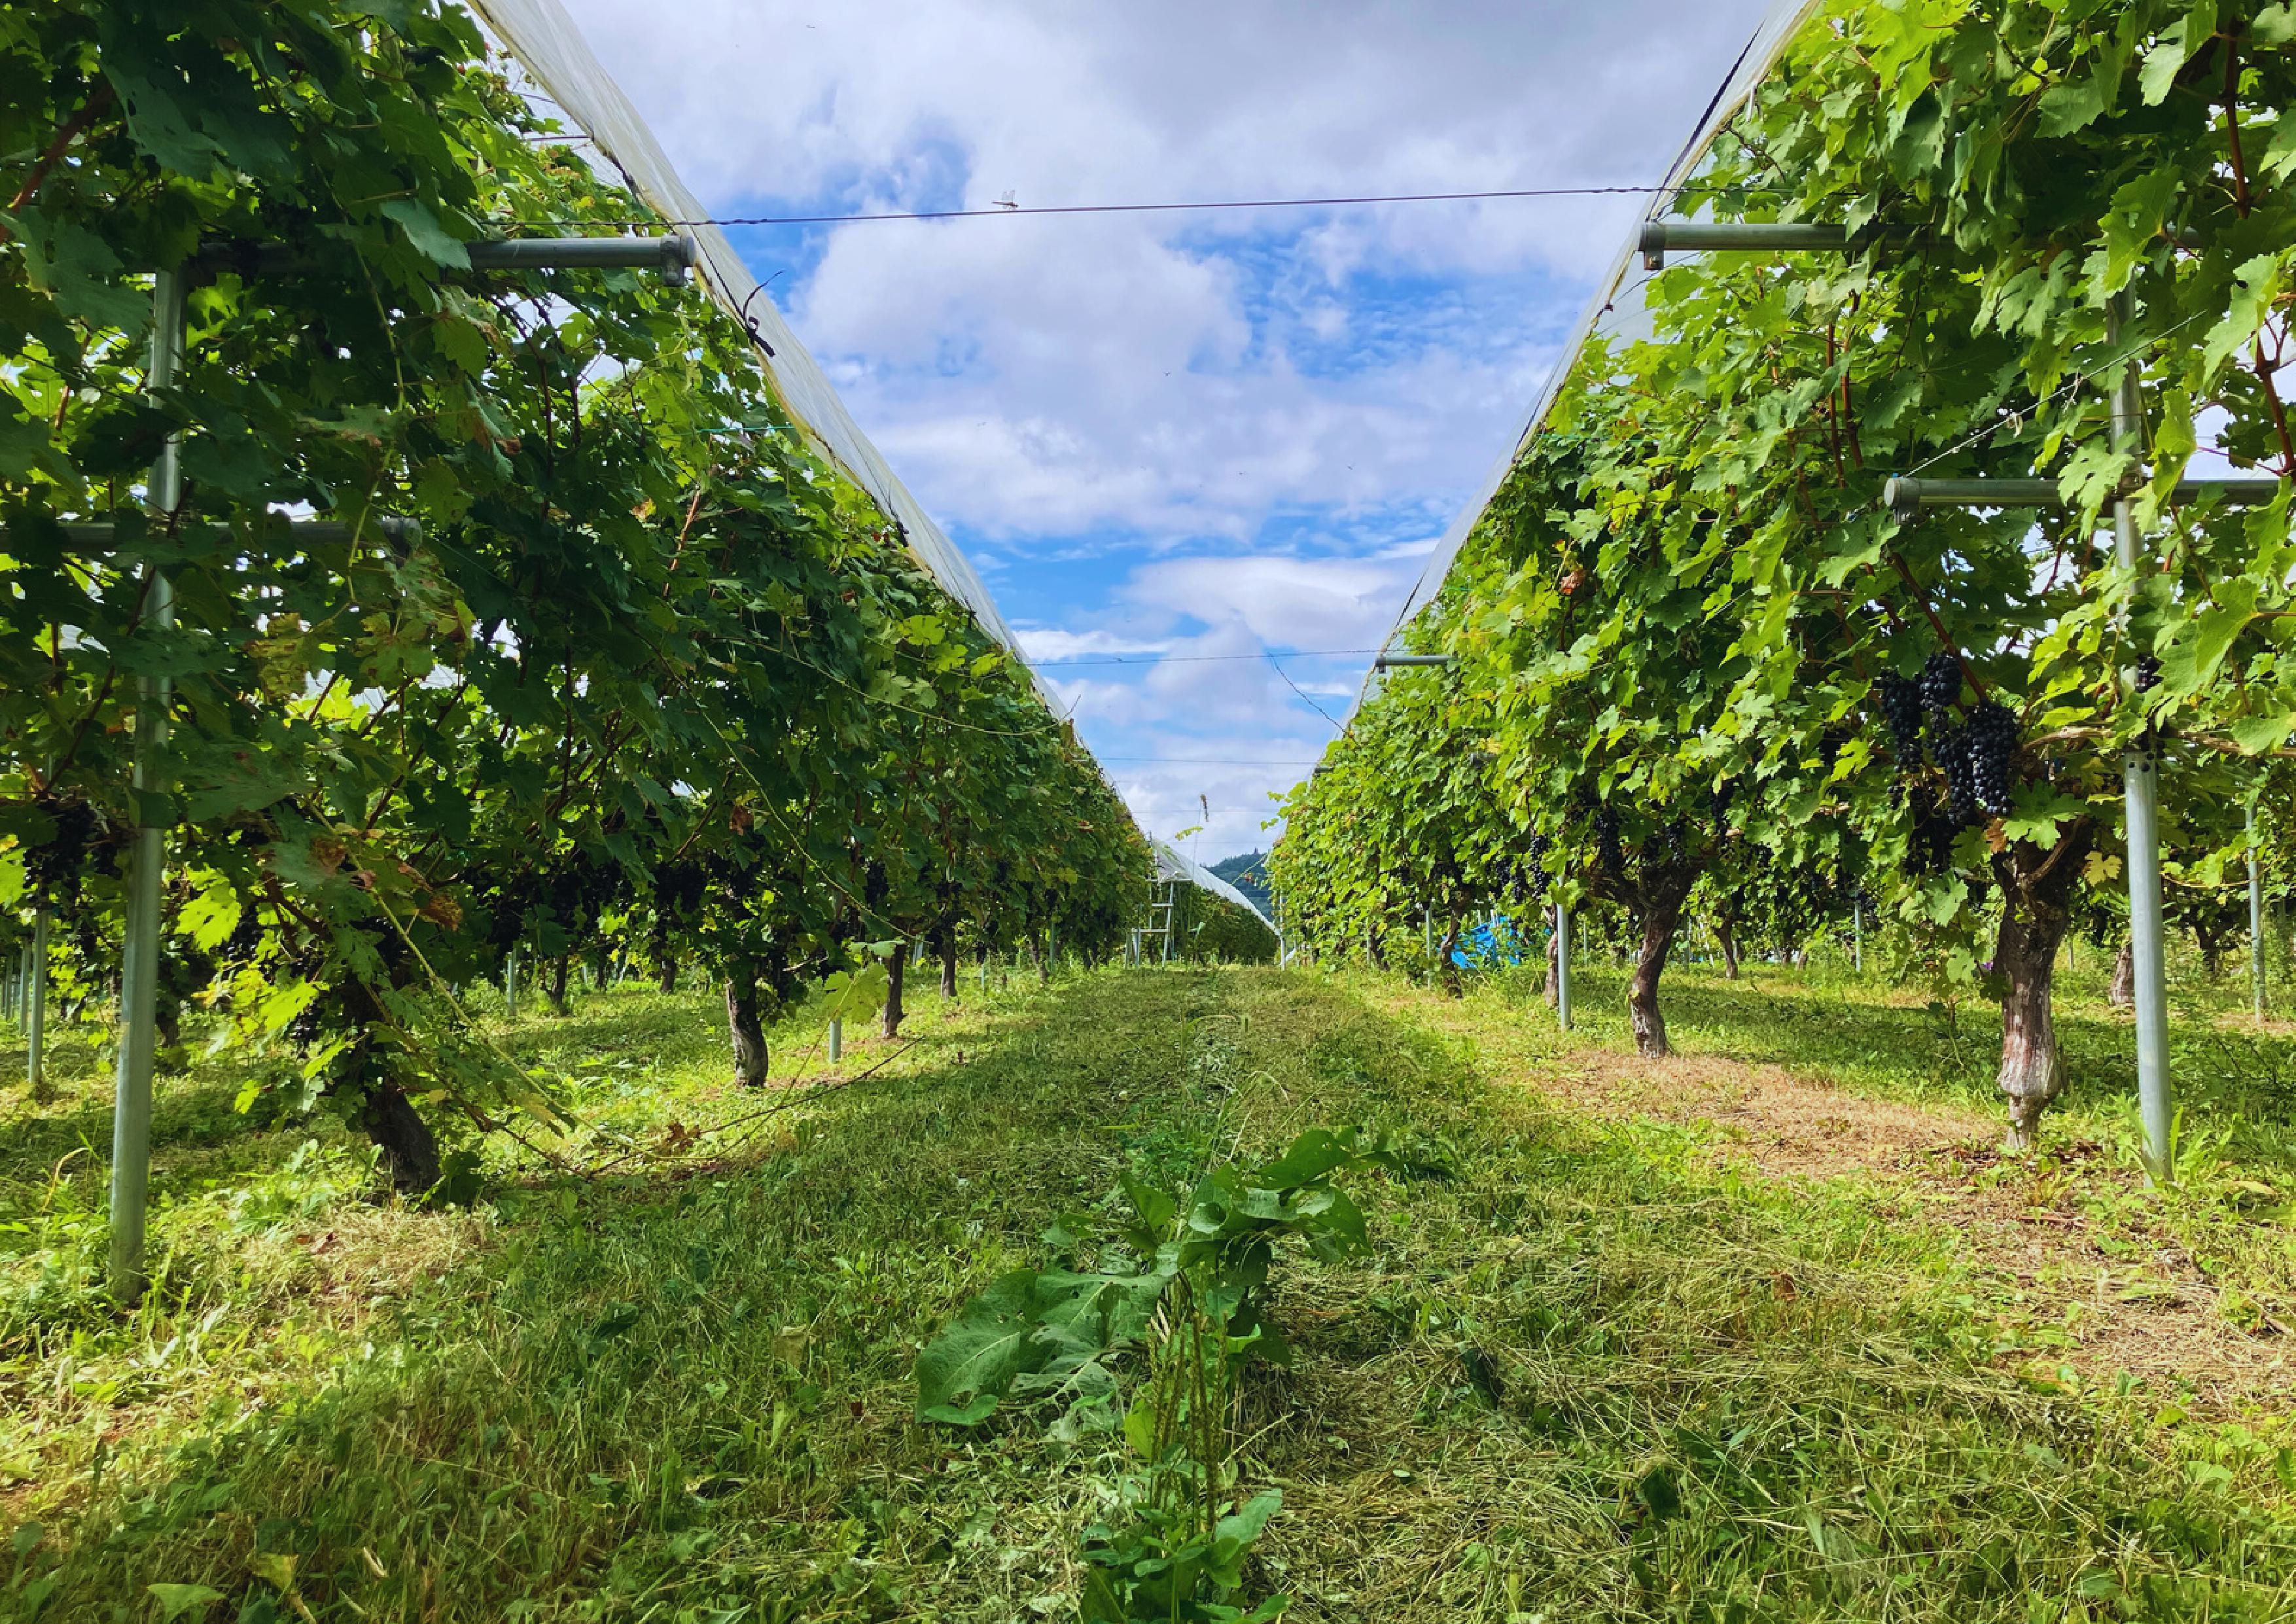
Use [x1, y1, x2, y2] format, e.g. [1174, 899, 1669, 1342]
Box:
[1136, 880, 1179, 964]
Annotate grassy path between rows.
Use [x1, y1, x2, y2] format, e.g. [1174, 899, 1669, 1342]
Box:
[1375, 956, 2296, 1413]
[5, 966, 2296, 1620]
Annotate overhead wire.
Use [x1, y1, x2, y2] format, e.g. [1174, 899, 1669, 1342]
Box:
[1101, 756, 1325, 766]
[1027, 647, 1381, 668]
[516, 181, 1797, 232]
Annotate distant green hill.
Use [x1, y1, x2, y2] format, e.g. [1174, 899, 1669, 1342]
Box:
[1207, 851, 1273, 915]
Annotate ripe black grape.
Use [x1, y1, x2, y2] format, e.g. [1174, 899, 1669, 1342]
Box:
[1524, 833, 1551, 895]
[1594, 807, 1623, 877]
[1934, 724, 1981, 824]
[1919, 651, 1962, 715]
[1904, 782, 1960, 877]
[23, 799, 101, 910]
[1875, 675, 1924, 761]
[2134, 653, 2161, 694]
[1962, 700, 2019, 817]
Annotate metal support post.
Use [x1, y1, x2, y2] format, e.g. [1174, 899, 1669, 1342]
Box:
[504, 947, 519, 1019]
[26, 908, 47, 1094]
[827, 1017, 842, 1063]
[1554, 902, 1573, 1031]
[110, 268, 186, 1301]
[2110, 299, 2172, 1181]
[1852, 898, 1863, 973]
[2253, 802, 2269, 1024]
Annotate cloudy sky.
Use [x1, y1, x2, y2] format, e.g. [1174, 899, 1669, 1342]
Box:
[552, 0, 1775, 861]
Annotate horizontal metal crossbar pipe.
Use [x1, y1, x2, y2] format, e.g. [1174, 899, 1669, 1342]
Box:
[1639, 221, 1852, 269]
[465, 236, 697, 283]
[195, 235, 697, 285]
[1883, 474, 2283, 522]
[1373, 652, 1457, 668]
[3, 518, 421, 544]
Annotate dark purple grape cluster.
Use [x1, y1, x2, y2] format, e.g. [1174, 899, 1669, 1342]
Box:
[1710, 780, 1735, 839]
[1962, 700, 2019, 815]
[1875, 675, 1924, 760]
[1919, 652, 1963, 715]
[2134, 653, 2161, 693]
[1524, 833, 1551, 895]
[1935, 727, 1981, 822]
[1904, 782, 1960, 876]
[23, 800, 99, 909]
[1594, 807, 1623, 877]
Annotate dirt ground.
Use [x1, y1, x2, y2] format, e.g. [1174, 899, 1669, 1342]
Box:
[1368, 981, 2296, 1413]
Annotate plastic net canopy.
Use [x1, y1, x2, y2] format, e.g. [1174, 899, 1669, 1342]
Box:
[1152, 841, 1276, 931]
[1368, 0, 1826, 679]
[463, 0, 1023, 658]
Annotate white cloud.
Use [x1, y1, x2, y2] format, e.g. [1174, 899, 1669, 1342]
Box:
[543, 0, 1776, 858]
[1016, 627, 1176, 662]
[556, 0, 1774, 548]
[1122, 554, 1421, 650]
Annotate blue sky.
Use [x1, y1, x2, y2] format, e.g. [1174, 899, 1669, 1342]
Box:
[556, 0, 1773, 858]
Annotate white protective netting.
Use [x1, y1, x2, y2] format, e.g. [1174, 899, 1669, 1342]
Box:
[465, 0, 1024, 660]
[1153, 842, 1275, 931]
[1365, 0, 1826, 696]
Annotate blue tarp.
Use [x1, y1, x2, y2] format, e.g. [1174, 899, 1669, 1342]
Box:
[1451, 916, 1535, 969]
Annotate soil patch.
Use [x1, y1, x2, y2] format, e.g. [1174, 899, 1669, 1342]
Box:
[1371, 981, 2296, 1413]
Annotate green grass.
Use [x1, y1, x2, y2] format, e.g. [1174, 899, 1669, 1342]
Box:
[3, 964, 2296, 1620]
[1443, 942, 2296, 1345]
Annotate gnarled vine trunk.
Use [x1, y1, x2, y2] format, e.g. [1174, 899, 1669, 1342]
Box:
[939, 927, 959, 998]
[1713, 917, 1741, 980]
[658, 954, 677, 995]
[2193, 916, 2228, 980]
[884, 943, 906, 1038]
[1544, 926, 1559, 1006]
[2109, 939, 2135, 1008]
[361, 1082, 441, 1195]
[726, 963, 768, 1089]
[1992, 819, 2094, 1150]
[547, 953, 571, 1017]
[1627, 876, 1694, 1058]
[336, 974, 441, 1194]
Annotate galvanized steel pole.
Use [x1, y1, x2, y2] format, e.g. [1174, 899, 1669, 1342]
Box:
[504, 947, 518, 1019]
[25, 908, 46, 1095]
[2253, 802, 2269, 1025]
[1554, 902, 1573, 1031]
[2110, 300, 2172, 1181]
[110, 270, 186, 1300]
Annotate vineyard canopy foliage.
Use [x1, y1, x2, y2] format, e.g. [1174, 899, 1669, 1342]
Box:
[0, 1, 1153, 1189]
[1275, 0, 2296, 1144]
